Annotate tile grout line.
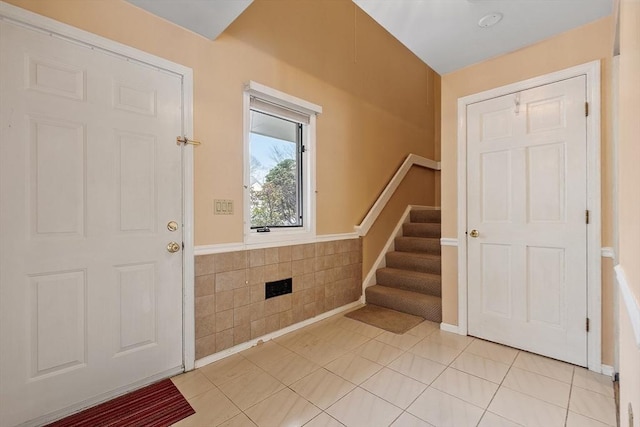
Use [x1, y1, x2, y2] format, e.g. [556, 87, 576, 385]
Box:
[475, 349, 521, 427]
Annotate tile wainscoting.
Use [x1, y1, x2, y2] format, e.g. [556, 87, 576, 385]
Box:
[194, 239, 363, 360]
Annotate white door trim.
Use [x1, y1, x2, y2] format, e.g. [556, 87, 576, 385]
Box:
[456, 61, 602, 371]
[0, 1, 196, 372]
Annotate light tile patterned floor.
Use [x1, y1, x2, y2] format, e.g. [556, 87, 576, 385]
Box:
[171, 309, 616, 427]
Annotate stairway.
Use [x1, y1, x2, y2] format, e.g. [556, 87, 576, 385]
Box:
[365, 209, 442, 322]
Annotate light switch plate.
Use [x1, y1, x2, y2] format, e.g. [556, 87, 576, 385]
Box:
[214, 199, 233, 215]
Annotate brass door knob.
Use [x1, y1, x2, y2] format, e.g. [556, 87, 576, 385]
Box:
[167, 242, 181, 253]
[469, 229, 480, 238]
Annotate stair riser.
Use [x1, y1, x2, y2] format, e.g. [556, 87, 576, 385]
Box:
[386, 254, 441, 275]
[410, 210, 441, 223]
[376, 270, 441, 296]
[402, 223, 441, 238]
[366, 287, 442, 323]
[394, 238, 441, 255]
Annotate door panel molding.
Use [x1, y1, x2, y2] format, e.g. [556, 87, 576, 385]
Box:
[0, 3, 195, 424]
[456, 61, 602, 372]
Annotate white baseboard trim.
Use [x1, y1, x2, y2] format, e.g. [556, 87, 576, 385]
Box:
[615, 264, 640, 349]
[601, 247, 616, 259]
[194, 232, 359, 256]
[440, 323, 462, 334]
[440, 238, 458, 247]
[601, 364, 615, 378]
[195, 301, 363, 369]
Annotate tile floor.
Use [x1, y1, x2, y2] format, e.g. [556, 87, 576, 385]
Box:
[171, 309, 617, 427]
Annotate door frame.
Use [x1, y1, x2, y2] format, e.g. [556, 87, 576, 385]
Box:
[0, 1, 196, 373]
[456, 61, 602, 371]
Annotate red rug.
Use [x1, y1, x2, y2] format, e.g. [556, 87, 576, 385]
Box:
[46, 379, 195, 427]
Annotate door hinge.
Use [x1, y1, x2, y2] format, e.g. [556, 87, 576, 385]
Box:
[586, 317, 590, 332]
[585, 102, 589, 117]
[585, 210, 590, 224]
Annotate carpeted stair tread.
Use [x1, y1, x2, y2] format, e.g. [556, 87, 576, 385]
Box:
[386, 251, 441, 275]
[394, 236, 441, 255]
[410, 210, 441, 223]
[376, 268, 441, 296]
[365, 285, 442, 322]
[402, 222, 441, 238]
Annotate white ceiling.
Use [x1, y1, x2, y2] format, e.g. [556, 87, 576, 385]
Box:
[126, 0, 613, 75]
[126, 0, 253, 40]
[353, 0, 613, 74]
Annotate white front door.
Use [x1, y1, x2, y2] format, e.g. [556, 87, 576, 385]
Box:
[466, 76, 588, 366]
[0, 18, 184, 426]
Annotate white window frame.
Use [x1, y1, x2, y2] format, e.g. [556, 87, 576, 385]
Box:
[243, 81, 321, 245]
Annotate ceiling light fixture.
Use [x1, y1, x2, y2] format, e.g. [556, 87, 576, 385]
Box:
[478, 12, 503, 28]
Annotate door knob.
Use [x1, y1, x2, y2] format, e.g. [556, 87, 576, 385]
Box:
[469, 229, 480, 238]
[167, 242, 181, 253]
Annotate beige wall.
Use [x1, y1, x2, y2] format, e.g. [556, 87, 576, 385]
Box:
[440, 17, 616, 364]
[6, 0, 438, 250]
[617, 0, 640, 423]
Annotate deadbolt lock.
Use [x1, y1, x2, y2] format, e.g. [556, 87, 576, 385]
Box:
[167, 221, 178, 232]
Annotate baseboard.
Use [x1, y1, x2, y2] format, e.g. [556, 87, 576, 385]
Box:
[601, 247, 616, 259]
[601, 364, 615, 378]
[440, 238, 458, 247]
[195, 300, 363, 369]
[440, 323, 461, 334]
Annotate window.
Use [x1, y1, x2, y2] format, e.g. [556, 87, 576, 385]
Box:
[243, 81, 321, 244]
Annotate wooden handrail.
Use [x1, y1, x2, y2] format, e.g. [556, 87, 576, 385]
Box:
[355, 154, 440, 236]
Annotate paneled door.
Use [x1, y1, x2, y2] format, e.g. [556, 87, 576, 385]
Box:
[0, 17, 184, 426]
[466, 76, 588, 366]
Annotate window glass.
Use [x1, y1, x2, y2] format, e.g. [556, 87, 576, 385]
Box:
[249, 110, 302, 228]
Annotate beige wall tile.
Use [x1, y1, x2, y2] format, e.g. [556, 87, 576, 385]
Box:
[250, 301, 265, 321]
[234, 324, 251, 345]
[248, 249, 265, 267]
[215, 252, 235, 273]
[232, 251, 247, 270]
[196, 334, 216, 359]
[195, 295, 215, 317]
[304, 302, 316, 319]
[264, 264, 278, 282]
[251, 319, 266, 339]
[279, 294, 292, 311]
[216, 290, 234, 312]
[278, 262, 292, 278]
[264, 248, 279, 265]
[234, 287, 251, 307]
[196, 313, 216, 339]
[216, 329, 234, 352]
[280, 310, 294, 328]
[265, 314, 280, 334]
[292, 260, 305, 277]
[278, 246, 292, 262]
[303, 244, 315, 259]
[195, 274, 215, 297]
[216, 270, 246, 292]
[216, 309, 234, 332]
[234, 305, 251, 327]
[248, 266, 264, 285]
[264, 297, 280, 316]
[195, 254, 215, 277]
[251, 284, 265, 303]
[291, 244, 305, 261]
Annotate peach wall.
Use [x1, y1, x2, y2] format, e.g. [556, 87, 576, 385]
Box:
[440, 17, 616, 364]
[617, 0, 640, 423]
[5, 0, 438, 250]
